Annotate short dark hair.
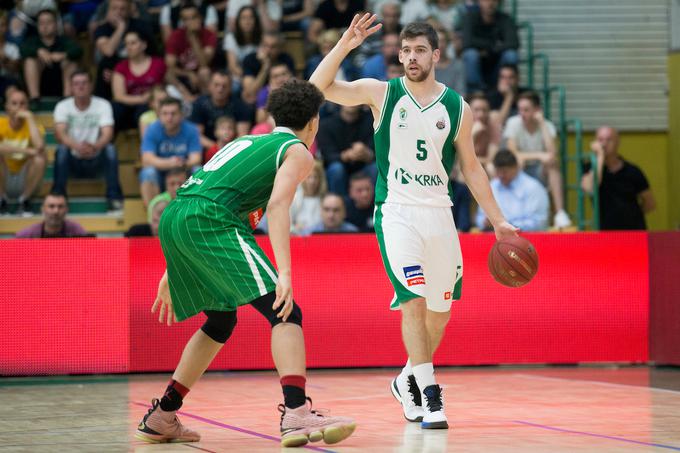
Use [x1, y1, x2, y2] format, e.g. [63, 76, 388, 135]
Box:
[159, 97, 183, 111]
[400, 22, 438, 50]
[267, 79, 324, 130]
[37, 9, 58, 22]
[499, 63, 519, 76]
[518, 90, 541, 107]
[321, 192, 345, 206]
[179, 1, 200, 15]
[166, 167, 189, 179]
[349, 171, 372, 184]
[45, 191, 68, 202]
[493, 149, 518, 168]
[466, 92, 489, 105]
[211, 70, 231, 81]
[70, 69, 92, 81]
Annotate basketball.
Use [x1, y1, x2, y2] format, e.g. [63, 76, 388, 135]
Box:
[488, 236, 539, 287]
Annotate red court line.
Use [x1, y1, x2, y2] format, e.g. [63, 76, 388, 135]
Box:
[131, 401, 337, 452]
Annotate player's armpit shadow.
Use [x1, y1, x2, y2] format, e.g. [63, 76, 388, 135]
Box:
[398, 422, 449, 453]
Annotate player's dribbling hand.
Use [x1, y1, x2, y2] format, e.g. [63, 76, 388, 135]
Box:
[493, 220, 520, 241]
[273, 272, 293, 322]
[340, 13, 382, 51]
[152, 270, 178, 326]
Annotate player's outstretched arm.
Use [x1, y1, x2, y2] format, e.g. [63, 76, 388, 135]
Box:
[456, 102, 518, 240]
[267, 144, 314, 321]
[309, 13, 384, 108]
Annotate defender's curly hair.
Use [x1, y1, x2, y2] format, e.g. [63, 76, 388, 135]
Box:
[266, 79, 324, 131]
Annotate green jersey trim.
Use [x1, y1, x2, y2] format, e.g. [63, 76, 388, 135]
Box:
[275, 139, 302, 169]
[399, 77, 447, 112]
[452, 94, 464, 142]
[374, 81, 392, 133]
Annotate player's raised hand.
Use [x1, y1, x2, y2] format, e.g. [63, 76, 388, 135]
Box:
[273, 272, 294, 322]
[493, 220, 520, 241]
[339, 13, 382, 51]
[152, 270, 178, 326]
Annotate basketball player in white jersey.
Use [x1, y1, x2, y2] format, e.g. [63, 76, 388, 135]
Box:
[311, 14, 518, 429]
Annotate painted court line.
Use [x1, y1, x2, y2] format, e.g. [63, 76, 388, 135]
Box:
[131, 401, 337, 453]
[514, 420, 680, 451]
[514, 373, 680, 395]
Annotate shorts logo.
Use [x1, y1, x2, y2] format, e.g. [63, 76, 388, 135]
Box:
[444, 291, 452, 300]
[248, 208, 264, 229]
[403, 265, 425, 287]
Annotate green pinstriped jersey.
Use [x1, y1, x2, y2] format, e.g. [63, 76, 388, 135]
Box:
[177, 127, 303, 228]
[374, 77, 463, 207]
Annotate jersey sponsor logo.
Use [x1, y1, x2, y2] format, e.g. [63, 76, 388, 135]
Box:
[180, 175, 204, 188]
[248, 208, 264, 229]
[403, 265, 425, 286]
[399, 107, 408, 120]
[394, 168, 445, 187]
[436, 117, 446, 130]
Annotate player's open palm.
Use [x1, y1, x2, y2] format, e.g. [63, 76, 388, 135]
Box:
[273, 273, 294, 322]
[152, 270, 178, 326]
[341, 13, 382, 51]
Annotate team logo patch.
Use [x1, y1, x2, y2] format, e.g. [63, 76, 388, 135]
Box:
[436, 117, 446, 129]
[399, 107, 407, 120]
[403, 265, 425, 287]
[248, 208, 264, 229]
[395, 167, 413, 184]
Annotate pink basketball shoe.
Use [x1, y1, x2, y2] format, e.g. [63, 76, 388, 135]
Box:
[135, 399, 201, 443]
[279, 398, 356, 447]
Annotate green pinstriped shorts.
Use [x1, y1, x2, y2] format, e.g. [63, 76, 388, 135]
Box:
[158, 197, 278, 321]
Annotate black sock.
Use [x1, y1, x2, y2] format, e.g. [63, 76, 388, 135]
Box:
[160, 384, 185, 411]
[282, 385, 306, 409]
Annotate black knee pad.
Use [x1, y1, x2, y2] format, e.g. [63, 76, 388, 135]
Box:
[250, 292, 303, 328]
[201, 310, 237, 343]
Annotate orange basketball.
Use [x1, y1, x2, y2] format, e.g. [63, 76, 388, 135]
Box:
[488, 236, 539, 287]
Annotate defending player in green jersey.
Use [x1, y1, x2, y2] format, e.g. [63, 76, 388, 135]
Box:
[135, 80, 356, 448]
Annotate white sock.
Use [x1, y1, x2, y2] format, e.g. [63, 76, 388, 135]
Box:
[401, 359, 413, 377]
[412, 362, 436, 390]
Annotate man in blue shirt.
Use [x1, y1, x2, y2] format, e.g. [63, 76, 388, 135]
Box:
[140, 97, 202, 206]
[476, 149, 548, 231]
[360, 32, 399, 81]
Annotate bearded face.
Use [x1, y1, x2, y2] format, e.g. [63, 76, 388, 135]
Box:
[399, 36, 439, 83]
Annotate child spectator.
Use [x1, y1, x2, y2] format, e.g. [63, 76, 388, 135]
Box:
[204, 115, 236, 162]
[138, 85, 169, 139]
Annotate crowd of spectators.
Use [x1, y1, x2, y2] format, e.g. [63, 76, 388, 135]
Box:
[0, 0, 654, 237]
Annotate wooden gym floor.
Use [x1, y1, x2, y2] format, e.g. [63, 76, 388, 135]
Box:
[1, 366, 679, 452]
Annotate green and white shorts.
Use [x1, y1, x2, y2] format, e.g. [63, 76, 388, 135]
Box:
[374, 203, 463, 313]
[159, 197, 278, 321]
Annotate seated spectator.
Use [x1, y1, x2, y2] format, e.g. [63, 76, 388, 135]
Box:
[226, 0, 281, 34]
[280, 0, 315, 32]
[125, 197, 169, 236]
[291, 160, 326, 234]
[111, 30, 167, 132]
[240, 31, 295, 103]
[93, 0, 155, 100]
[147, 167, 187, 221]
[255, 62, 292, 124]
[308, 0, 365, 44]
[344, 171, 374, 232]
[476, 149, 549, 232]
[581, 126, 655, 230]
[0, 87, 46, 216]
[160, 0, 218, 44]
[317, 105, 376, 196]
[6, 1, 58, 47]
[504, 91, 571, 228]
[488, 63, 528, 126]
[189, 70, 252, 148]
[223, 6, 262, 81]
[360, 32, 400, 81]
[353, 1, 402, 68]
[21, 9, 83, 103]
[61, 0, 101, 37]
[428, 0, 461, 33]
[0, 11, 21, 95]
[468, 92, 499, 173]
[15, 193, 88, 238]
[140, 97, 201, 206]
[165, 3, 217, 101]
[435, 27, 466, 96]
[386, 55, 405, 79]
[52, 70, 124, 213]
[138, 85, 169, 139]
[304, 193, 359, 234]
[305, 28, 356, 81]
[462, 0, 518, 92]
[204, 115, 236, 162]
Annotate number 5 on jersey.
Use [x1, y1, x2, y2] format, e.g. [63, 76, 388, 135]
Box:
[416, 139, 427, 161]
